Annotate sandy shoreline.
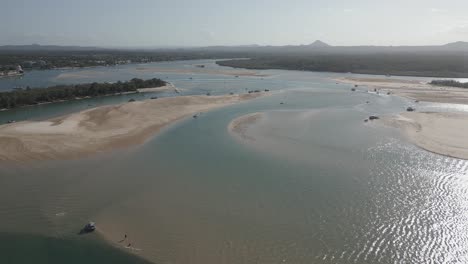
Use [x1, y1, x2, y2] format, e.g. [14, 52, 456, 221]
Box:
[55, 67, 267, 82]
[379, 112, 468, 160]
[135, 66, 268, 77]
[0, 92, 267, 162]
[0, 84, 176, 113]
[136, 82, 178, 93]
[228, 112, 264, 142]
[336, 77, 468, 104]
[335, 76, 468, 159]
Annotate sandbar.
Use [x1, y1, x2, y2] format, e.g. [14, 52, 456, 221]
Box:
[135, 66, 268, 77]
[228, 112, 264, 141]
[336, 77, 468, 104]
[0, 93, 266, 161]
[379, 112, 468, 159]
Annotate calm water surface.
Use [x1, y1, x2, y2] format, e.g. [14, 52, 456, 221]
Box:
[1, 60, 468, 263]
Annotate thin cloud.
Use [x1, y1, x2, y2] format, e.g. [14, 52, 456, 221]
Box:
[433, 22, 468, 37]
[429, 8, 446, 13]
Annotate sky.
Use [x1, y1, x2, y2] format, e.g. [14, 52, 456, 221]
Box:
[0, 0, 468, 47]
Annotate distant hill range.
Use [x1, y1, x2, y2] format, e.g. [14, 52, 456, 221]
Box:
[442, 41, 468, 50]
[0, 44, 105, 51]
[1, 41, 468, 53]
[199, 40, 468, 54]
[308, 40, 331, 48]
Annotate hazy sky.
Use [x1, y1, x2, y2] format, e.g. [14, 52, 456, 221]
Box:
[1, 0, 468, 47]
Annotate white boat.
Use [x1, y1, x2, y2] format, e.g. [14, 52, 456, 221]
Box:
[83, 222, 96, 232]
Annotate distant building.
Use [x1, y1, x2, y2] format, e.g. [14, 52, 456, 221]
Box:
[16, 65, 24, 73]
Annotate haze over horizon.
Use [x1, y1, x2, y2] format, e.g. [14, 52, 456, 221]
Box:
[1, 0, 468, 47]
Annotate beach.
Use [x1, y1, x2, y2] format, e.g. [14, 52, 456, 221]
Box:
[336, 77, 468, 104]
[137, 82, 179, 93]
[378, 112, 468, 160]
[335, 76, 468, 160]
[135, 66, 268, 77]
[0, 92, 266, 162]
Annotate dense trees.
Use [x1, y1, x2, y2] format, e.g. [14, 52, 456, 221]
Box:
[0, 50, 246, 70]
[217, 53, 468, 78]
[0, 78, 166, 109]
[430, 80, 468, 88]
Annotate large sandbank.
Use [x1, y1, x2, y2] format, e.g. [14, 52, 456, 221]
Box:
[336, 77, 468, 104]
[135, 66, 268, 77]
[380, 112, 468, 160]
[0, 93, 266, 161]
[230, 109, 468, 161]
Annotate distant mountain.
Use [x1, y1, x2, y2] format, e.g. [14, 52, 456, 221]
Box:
[1, 41, 468, 54]
[0, 44, 105, 51]
[307, 40, 331, 48]
[443, 41, 468, 49]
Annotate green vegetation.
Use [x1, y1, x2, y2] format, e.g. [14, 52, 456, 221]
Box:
[0, 65, 17, 71]
[0, 50, 245, 70]
[2, 45, 468, 78]
[2, 46, 468, 78]
[0, 78, 166, 109]
[217, 53, 468, 78]
[430, 80, 468, 88]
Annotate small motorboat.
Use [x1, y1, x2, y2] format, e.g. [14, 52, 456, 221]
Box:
[83, 222, 96, 232]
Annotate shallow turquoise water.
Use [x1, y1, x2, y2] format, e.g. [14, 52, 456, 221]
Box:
[1, 61, 468, 263]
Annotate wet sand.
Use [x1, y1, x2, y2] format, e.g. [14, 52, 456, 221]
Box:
[0, 93, 266, 162]
[55, 67, 267, 81]
[379, 112, 468, 160]
[230, 100, 468, 161]
[336, 77, 468, 105]
[135, 66, 268, 77]
[336, 77, 468, 159]
[55, 70, 109, 80]
[228, 112, 264, 141]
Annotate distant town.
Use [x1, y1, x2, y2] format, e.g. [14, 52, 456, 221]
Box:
[0, 47, 242, 77]
[0, 65, 23, 78]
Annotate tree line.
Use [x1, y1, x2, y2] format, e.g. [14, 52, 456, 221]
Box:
[0, 49, 246, 70]
[217, 53, 468, 78]
[430, 80, 468, 88]
[0, 78, 166, 109]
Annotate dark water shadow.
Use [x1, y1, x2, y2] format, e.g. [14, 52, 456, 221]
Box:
[0, 232, 152, 264]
